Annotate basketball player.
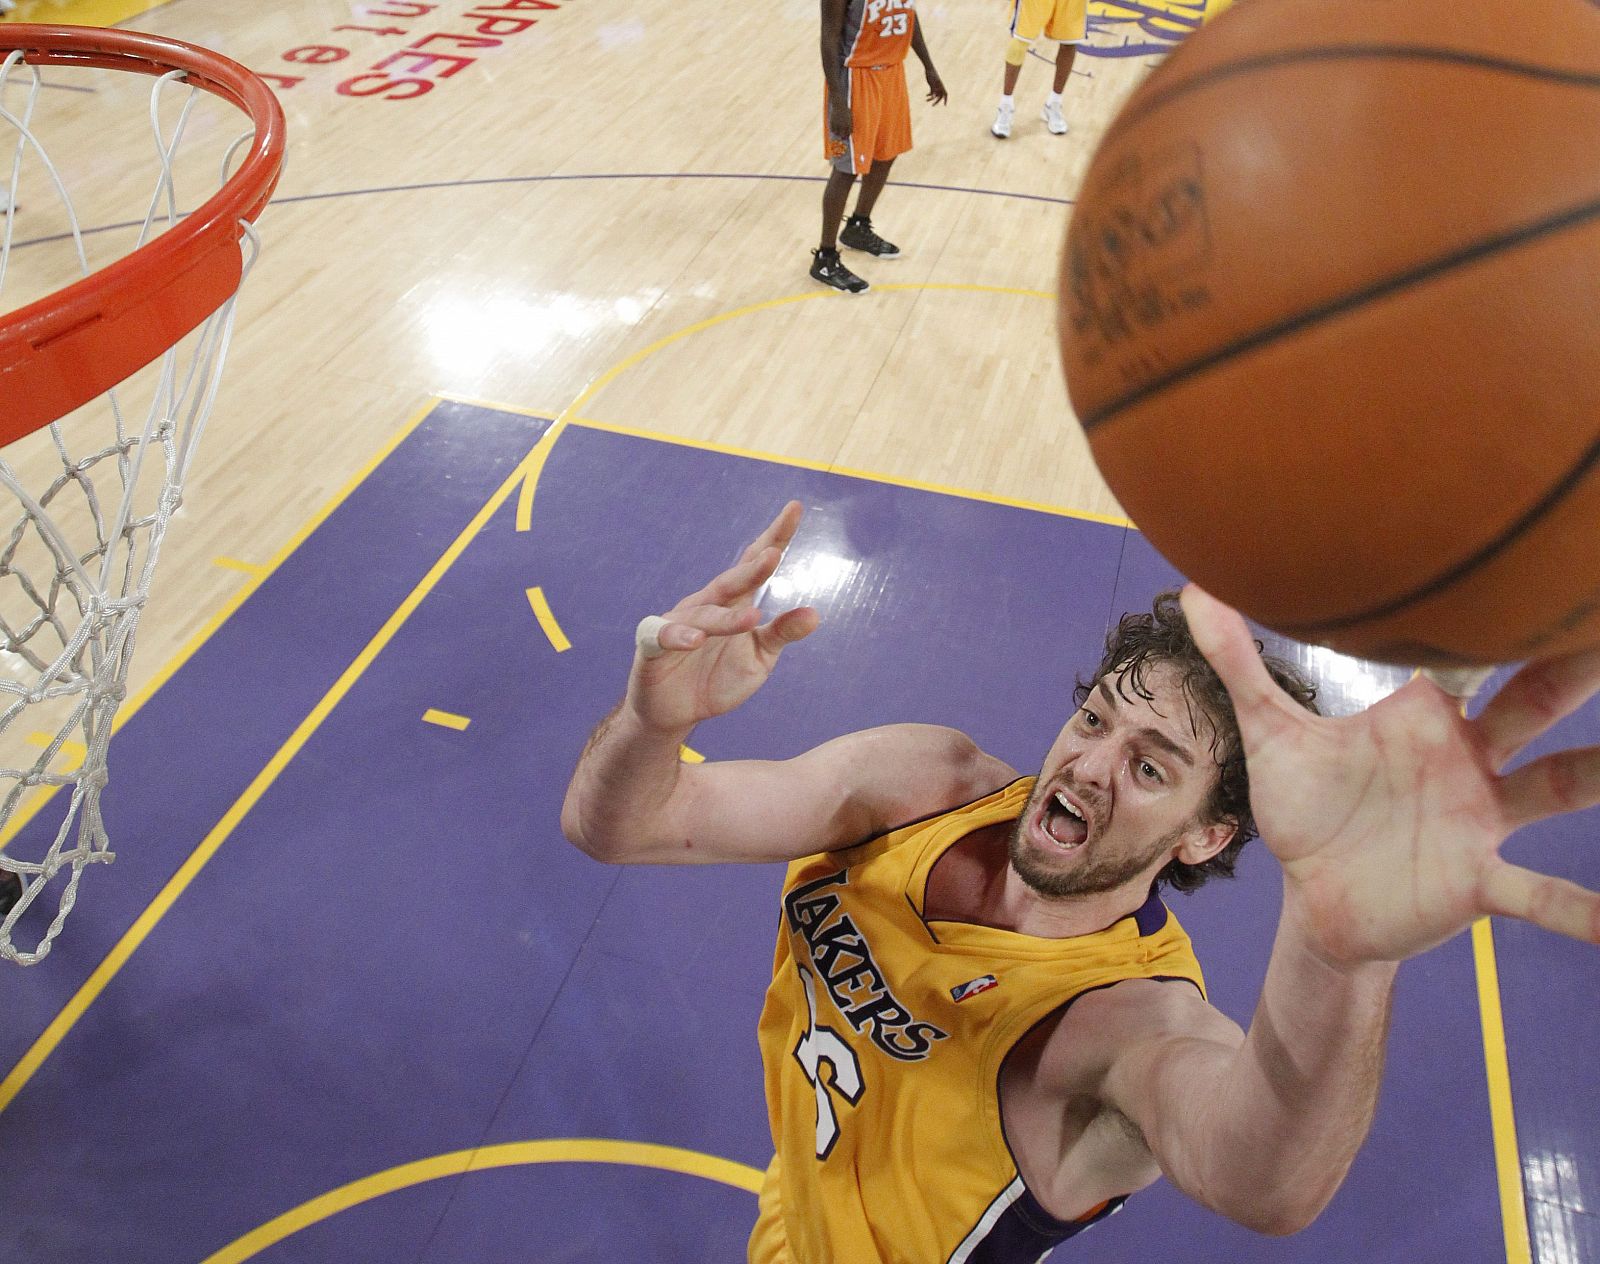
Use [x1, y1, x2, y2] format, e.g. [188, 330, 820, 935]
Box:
[810, 0, 947, 295]
[562, 502, 1600, 1261]
[991, 0, 1085, 139]
[0, 869, 18, 917]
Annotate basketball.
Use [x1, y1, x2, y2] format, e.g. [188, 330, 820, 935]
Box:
[1057, 0, 1600, 668]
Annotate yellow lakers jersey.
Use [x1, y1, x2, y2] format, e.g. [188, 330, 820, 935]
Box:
[751, 778, 1206, 1264]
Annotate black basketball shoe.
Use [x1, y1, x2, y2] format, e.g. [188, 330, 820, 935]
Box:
[810, 247, 869, 293]
[840, 215, 900, 258]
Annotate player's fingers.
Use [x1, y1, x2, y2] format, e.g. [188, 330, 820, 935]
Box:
[690, 547, 782, 609]
[1178, 584, 1300, 734]
[637, 607, 762, 659]
[1496, 745, 1600, 830]
[635, 616, 704, 658]
[737, 501, 805, 567]
[1474, 644, 1600, 769]
[753, 606, 820, 656]
[1480, 862, 1600, 945]
[674, 604, 764, 639]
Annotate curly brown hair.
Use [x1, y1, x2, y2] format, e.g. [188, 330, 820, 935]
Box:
[1074, 591, 1319, 894]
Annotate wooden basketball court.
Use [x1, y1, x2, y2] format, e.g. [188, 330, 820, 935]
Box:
[0, 1, 1594, 1261]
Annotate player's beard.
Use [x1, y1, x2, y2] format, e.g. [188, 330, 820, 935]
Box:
[1007, 794, 1191, 899]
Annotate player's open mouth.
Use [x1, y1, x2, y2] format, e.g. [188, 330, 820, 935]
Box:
[1040, 788, 1089, 849]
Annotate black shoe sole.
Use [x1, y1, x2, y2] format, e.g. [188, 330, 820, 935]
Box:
[811, 272, 869, 294]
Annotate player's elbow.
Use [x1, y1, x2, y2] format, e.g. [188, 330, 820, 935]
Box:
[559, 795, 670, 865]
[561, 819, 633, 865]
[1221, 1188, 1332, 1238]
[560, 795, 624, 864]
[1236, 1207, 1315, 1238]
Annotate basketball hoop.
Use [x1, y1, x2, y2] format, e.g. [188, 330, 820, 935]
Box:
[0, 25, 285, 965]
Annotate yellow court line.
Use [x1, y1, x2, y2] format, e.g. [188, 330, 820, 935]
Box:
[0, 443, 541, 1111]
[1472, 917, 1533, 1264]
[1422, 673, 1529, 1264]
[0, 399, 442, 857]
[513, 291, 842, 531]
[526, 587, 571, 652]
[201, 1138, 764, 1264]
[421, 709, 470, 732]
[451, 402, 1129, 530]
[512, 416, 571, 532]
[212, 557, 270, 579]
[0, 397, 463, 1113]
[566, 416, 1132, 529]
[24, 732, 86, 758]
[434, 394, 567, 421]
[509, 284, 1062, 533]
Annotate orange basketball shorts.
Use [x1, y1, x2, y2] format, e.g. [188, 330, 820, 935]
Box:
[823, 64, 912, 176]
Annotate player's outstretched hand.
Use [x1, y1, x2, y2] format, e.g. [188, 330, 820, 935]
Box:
[627, 501, 819, 736]
[925, 69, 947, 105]
[1181, 584, 1600, 966]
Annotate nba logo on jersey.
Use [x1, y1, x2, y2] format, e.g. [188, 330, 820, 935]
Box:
[950, 974, 998, 1002]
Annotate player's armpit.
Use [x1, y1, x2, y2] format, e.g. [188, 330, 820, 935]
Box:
[1060, 981, 1317, 1235]
[1084, 970, 1389, 1237]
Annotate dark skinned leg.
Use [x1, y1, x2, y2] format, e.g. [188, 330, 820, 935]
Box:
[852, 157, 896, 221]
[1053, 42, 1076, 93]
[821, 167, 855, 250]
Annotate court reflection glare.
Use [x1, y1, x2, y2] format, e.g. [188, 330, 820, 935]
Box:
[1529, 1198, 1582, 1264]
[1525, 1147, 1586, 1212]
[763, 544, 863, 609]
[1277, 641, 1410, 715]
[422, 294, 626, 375]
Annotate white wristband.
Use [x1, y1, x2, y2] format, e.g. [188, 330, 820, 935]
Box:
[635, 615, 670, 659]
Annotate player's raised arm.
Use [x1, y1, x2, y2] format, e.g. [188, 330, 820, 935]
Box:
[1066, 586, 1600, 1235]
[559, 502, 1012, 866]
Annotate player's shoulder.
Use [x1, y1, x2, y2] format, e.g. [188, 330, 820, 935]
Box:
[1036, 976, 1238, 1093]
[848, 722, 1016, 794]
[805, 722, 1017, 833]
[1069, 975, 1222, 1033]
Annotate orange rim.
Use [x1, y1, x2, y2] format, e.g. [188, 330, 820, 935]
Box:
[0, 25, 287, 449]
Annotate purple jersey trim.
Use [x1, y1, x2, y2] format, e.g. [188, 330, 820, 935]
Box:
[1131, 885, 1169, 937]
[954, 1182, 1126, 1263]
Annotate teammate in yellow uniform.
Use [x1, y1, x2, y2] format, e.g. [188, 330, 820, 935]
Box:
[811, 0, 946, 294]
[563, 503, 1600, 1263]
[991, 0, 1086, 139]
[753, 778, 1205, 1261]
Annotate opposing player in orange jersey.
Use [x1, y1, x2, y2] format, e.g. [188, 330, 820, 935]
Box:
[810, 0, 946, 294]
[564, 501, 1600, 1263]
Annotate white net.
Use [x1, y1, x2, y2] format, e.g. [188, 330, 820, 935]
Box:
[0, 45, 267, 965]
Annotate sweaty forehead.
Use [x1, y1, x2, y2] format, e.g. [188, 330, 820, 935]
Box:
[1096, 662, 1212, 753]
